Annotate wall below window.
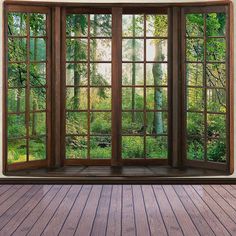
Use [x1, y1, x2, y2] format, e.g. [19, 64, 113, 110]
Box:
[0, 0, 235, 179]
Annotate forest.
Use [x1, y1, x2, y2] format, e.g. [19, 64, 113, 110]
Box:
[7, 12, 227, 163]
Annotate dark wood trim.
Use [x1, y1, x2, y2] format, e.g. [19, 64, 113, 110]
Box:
[7, 160, 47, 171]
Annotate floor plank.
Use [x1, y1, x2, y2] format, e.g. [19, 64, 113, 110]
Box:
[0, 185, 235, 236]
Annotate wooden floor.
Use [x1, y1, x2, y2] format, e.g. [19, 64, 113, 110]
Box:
[0, 185, 236, 235]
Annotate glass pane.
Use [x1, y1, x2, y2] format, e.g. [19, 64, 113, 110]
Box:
[90, 88, 111, 110]
[66, 38, 87, 61]
[90, 14, 112, 37]
[122, 39, 144, 61]
[187, 137, 204, 160]
[30, 87, 46, 111]
[207, 88, 226, 112]
[186, 63, 203, 86]
[8, 38, 27, 62]
[122, 136, 144, 158]
[122, 63, 144, 86]
[29, 112, 46, 136]
[66, 136, 87, 159]
[187, 112, 204, 136]
[206, 63, 226, 87]
[122, 15, 144, 37]
[66, 14, 88, 37]
[8, 88, 26, 113]
[8, 63, 27, 87]
[66, 87, 88, 110]
[66, 112, 88, 135]
[206, 38, 226, 62]
[146, 15, 168, 37]
[122, 88, 144, 110]
[8, 13, 27, 36]
[30, 63, 46, 87]
[66, 63, 87, 86]
[90, 63, 111, 86]
[30, 13, 46, 36]
[207, 138, 226, 162]
[146, 136, 168, 158]
[90, 39, 111, 61]
[146, 39, 167, 62]
[146, 112, 167, 135]
[30, 38, 46, 61]
[187, 88, 204, 111]
[90, 136, 111, 159]
[8, 114, 26, 138]
[146, 63, 167, 86]
[29, 137, 46, 161]
[8, 139, 27, 164]
[207, 114, 226, 138]
[186, 14, 204, 37]
[206, 13, 226, 36]
[122, 112, 144, 134]
[146, 87, 168, 110]
[186, 39, 204, 61]
[90, 112, 111, 135]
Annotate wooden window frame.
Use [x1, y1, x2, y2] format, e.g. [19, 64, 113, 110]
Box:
[2, 1, 234, 175]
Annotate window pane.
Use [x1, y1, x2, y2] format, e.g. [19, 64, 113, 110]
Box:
[66, 14, 88, 37]
[187, 137, 204, 160]
[122, 88, 144, 110]
[207, 114, 226, 138]
[207, 88, 226, 112]
[146, 63, 167, 86]
[8, 88, 26, 113]
[207, 138, 226, 162]
[90, 63, 111, 86]
[186, 39, 204, 61]
[146, 87, 168, 110]
[30, 63, 46, 87]
[122, 15, 144, 37]
[146, 112, 168, 135]
[8, 38, 27, 62]
[8, 63, 27, 87]
[29, 137, 46, 161]
[30, 87, 46, 111]
[30, 13, 46, 36]
[187, 112, 204, 136]
[66, 136, 87, 159]
[90, 136, 111, 159]
[146, 15, 168, 37]
[186, 14, 204, 37]
[146, 136, 168, 159]
[29, 112, 46, 136]
[206, 13, 226, 36]
[122, 63, 144, 86]
[66, 38, 87, 61]
[122, 39, 144, 61]
[187, 88, 204, 111]
[66, 112, 88, 135]
[66, 87, 88, 110]
[206, 38, 226, 62]
[66, 63, 87, 86]
[8, 114, 26, 138]
[8, 13, 27, 36]
[30, 38, 46, 61]
[122, 136, 144, 158]
[90, 88, 111, 110]
[90, 39, 111, 61]
[8, 139, 27, 164]
[90, 112, 111, 135]
[186, 63, 203, 86]
[146, 39, 167, 62]
[122, 112, 144, 134]
[90, 14, 112, 37]
[206, 63, 226, 87]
